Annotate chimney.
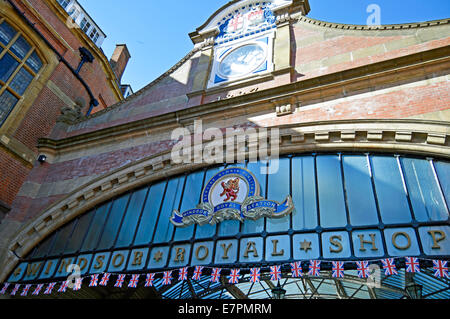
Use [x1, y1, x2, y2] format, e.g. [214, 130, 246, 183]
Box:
[110, 44, 131, 82]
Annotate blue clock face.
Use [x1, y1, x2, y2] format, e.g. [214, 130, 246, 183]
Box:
[218, 44, 266, 78]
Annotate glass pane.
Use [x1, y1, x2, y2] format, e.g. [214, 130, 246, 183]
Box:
[342, 155, 379, 226]
[26, 51, 43, 73]
[97, 193, 130, 250]
[31, 232, 56, 259]
[47, 222, 75, 256]
[242, 161, 267, 234]
[402, 158, 448, 222]
[371, 156, 412, 224]
[0, 21, 17, 46]
[10, 35, 31, 59]
[81, 202, 111, 252]
[266, 158, 291, 233]
[64, 211, 95, 254]
[173, 170, 205, 242]
[0, 90, 19, 124]
[9, 67, 33, 95]
[316, 155, 348, 228]
[153, 176, 185, 244]
[195, 166, 225, 239]
[292, 156, 318, 231]
[434, 161, 450, 209]
[115, 187, 149, 248]
[0, 53, 19, 82]
[134, 182, 167, 246]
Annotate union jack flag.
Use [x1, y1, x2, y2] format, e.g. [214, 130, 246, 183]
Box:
[290, 262, 303, 278]
[89, 274, 99, 287]
[270, 265, 282, 281]
[21, 284, 31, 296]
[332, 261, 345, 278]
[73, 278, 83, 291]
[356, 261, 370, 278]
[433, 260, 449, 279]
[44, 283, 56, 295]
[211, 268, 222, 283]
[0, 283, 9, 295]
[128, 274, 140, 288]
[308, 260, 321, 277]
[11, 284, 20, 296]
[99, 273, 111, 286]
[228, 269, 240, 284]
[178, 267, 188, 281]
[405, 257, 420, 273]
[163, 271, 173, 285]
[381, 258, 398, 276]
[250, 268, 261, 283]
[32, 284, 44, 296]
[114, 274, 126, 288]
[192, 266, 204, 281]
[145, 273, 155, 287]
[58, 281, 69, 293]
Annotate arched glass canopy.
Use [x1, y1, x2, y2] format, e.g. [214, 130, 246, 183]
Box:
[8, 153, 450, 299]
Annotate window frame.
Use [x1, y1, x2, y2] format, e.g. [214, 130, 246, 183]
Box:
[0, 17, 45, 128]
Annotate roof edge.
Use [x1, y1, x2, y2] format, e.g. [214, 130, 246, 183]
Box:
[297, 15, 450, 31]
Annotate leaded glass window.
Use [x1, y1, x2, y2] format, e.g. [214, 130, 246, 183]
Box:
[0, 18, 43, 126]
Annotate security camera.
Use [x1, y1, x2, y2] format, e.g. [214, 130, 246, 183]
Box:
[38, 155, 47, 163]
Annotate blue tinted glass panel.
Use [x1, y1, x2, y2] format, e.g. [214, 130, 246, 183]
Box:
[47, 222, 75, 256]
[0, 90, 18, 125]
[153, 176, 185, 244]
[97, 194, 130, 250]
[9, 67, 33, 95]
[242, 161, 267, 234]
[81, 202, 111, 252]
[371, 156, 412, 224]
[402, 158, 448, 222]
[292, 156, 317, 230]
[195, 166, 225, 239]
[342, 155, 379, 226]
[26, 51, 42, 73]
[0, 53, 19, 82]
[173, 170, 205, 242]
[434, 161, 450, 210]
[0, 21, 17, 46]
[115, 188, 149, 248]
[31, 232, 56, 259]
[316, 155, 347, 228]
[266, 158, 291, 233]
[10, 36, 31, 59]
[65, 211, 95, 254]
[134, 182, 166, 245]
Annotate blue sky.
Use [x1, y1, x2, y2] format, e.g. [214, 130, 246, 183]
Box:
[77, 0, 450, 92]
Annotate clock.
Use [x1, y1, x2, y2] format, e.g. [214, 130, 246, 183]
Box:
[218, 44, 266, 79]
[208, 33, 274, 88]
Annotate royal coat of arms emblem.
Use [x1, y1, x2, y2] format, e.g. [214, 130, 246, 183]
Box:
[171, 167, 294, 227]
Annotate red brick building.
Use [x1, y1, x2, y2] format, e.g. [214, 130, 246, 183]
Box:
[0, 0, 448, 299]
[0, 0, 131, 217]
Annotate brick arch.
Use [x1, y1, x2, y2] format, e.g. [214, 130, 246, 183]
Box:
[1, 119, 449, 282]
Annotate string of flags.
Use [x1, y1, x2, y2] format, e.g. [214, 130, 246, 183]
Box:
[0, 257, 448, 297]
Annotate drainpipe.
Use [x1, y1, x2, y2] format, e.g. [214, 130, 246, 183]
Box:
[6, 0, 99, 116]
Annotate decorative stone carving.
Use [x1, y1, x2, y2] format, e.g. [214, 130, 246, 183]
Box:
[57, 102, 85, 124]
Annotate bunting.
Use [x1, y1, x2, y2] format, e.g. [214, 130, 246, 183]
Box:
[1, 257, 448, 297]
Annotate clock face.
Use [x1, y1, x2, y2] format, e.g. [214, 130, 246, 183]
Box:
[218, 44, 266, 78]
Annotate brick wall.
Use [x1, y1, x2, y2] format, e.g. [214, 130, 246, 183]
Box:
[0, 0, 123, 209]
[0, 149, 30, 207]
